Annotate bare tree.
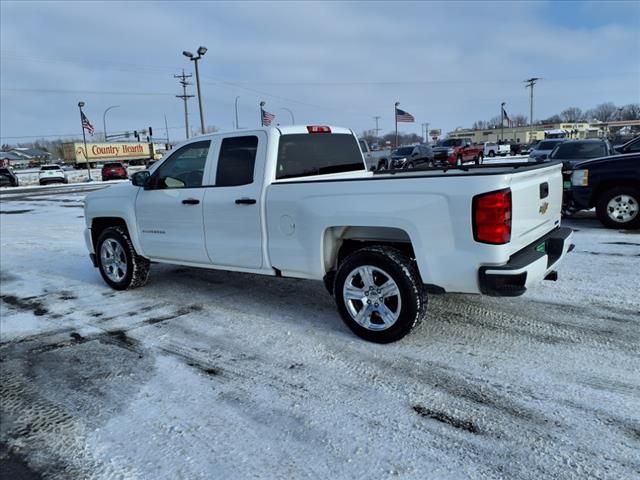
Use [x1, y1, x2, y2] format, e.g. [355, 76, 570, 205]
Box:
[512, 114, 529, 127]
[561, 107, 583, 122]
[488, 116, 502, 128]
[618, 103, 640, 121]
[587, 102, 618, 122]
[472, 120, 488, 130]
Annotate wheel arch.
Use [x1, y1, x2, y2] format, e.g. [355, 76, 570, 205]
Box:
[321, 226, 420, 294]
[591, 180, 640, 208]
[91, 217, 138, 252]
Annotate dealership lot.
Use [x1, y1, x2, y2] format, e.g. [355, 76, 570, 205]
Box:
[1, 189, 638, 479]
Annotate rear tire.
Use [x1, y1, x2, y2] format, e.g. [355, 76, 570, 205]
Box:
[475, 154, 484, 165]
[488, 151, 495, 157]
[595, 186, 640, 229]
[377, 160, 388, 171]
[96, 226, 150, 290]
[334, 246, 426, 343]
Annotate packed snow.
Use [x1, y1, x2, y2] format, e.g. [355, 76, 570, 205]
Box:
[0, 187, 638, 479]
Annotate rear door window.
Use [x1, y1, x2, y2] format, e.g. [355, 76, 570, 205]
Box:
[215, 136, 259, 187]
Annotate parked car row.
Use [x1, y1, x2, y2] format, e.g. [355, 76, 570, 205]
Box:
[0, 162, 130, 187]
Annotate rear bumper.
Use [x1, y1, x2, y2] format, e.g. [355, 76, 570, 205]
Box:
[478, 227, 574, 296]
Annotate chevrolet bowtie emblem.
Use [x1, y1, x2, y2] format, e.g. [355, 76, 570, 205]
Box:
[539, 202, 549, 214]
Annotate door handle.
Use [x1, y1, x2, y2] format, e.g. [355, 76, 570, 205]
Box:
[182, 198, 200, 205]
[235, 198, 256, 205]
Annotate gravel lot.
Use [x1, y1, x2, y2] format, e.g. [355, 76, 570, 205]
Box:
[1, 187, 638, 479]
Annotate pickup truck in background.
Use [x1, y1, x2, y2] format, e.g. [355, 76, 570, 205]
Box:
[484, 142, 511, 157]
[432, 138, 484, 166]
[358, 139, 394, 170]
[84, 125, 573, 343]
[564, 152, 640, 229]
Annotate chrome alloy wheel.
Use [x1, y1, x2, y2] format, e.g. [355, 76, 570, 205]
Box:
[100, 238, 128, 283]
[342, 265, 402, 331]
[607, 194, 638, 224]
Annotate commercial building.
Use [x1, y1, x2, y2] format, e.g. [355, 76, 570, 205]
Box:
[446, 119, 640, 144]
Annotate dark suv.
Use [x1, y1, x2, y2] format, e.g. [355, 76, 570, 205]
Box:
[101, 162, 128, 181]
[390, 145, 434, 169]
[0, 167, 19, 187]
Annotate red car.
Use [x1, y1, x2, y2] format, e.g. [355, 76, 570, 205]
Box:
[101, 162, 128, 181]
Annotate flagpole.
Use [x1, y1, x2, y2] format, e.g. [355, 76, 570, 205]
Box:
[501, 102, 505, 143]
[395, 101, 399, 148]
[78, 101, 92, 181]
[260, 101, 265, 127]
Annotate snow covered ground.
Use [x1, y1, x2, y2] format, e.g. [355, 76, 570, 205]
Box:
[1, 190, 638, 479]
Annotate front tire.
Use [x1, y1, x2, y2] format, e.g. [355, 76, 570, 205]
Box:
[96, 226, 150, 290]
[596, 186, 640, 229]
[334, 246, 426, 343]
[488, 151, 495, 157]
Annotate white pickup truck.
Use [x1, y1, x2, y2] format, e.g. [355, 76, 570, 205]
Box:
[358, 139, 394, 171]
[484, 142, 512, 157]
[84, 125, 574, 343]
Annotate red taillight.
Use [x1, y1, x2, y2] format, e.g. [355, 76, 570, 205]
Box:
[473, 188, 512, 244]
[307, 125, 331, 133]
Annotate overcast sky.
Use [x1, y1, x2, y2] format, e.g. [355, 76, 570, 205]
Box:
[1, 0, 639, 143]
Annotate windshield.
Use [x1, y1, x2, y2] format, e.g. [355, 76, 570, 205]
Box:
[550, 142, 607, 159]
[40, 165, 61, 171]
[393, 147, 414, 156]
[437, 139, 462, 147]
[537, 140, 563, 150]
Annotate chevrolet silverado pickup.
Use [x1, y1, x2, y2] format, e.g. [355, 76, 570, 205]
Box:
[432, 138, 484, 166]
[84, 125, 573, 343]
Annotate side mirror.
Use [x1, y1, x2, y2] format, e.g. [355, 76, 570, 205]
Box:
[131, 170, 150, 187]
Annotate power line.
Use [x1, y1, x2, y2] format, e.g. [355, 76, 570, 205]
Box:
[1, 88, 175, 96]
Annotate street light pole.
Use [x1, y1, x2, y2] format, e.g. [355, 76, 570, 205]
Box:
[78, 101, 92, 181]
[183, 46, 207, 135]
[103, 105, 120, 142]
[235, 96, 240, 129]
[281, 107, 295, 124]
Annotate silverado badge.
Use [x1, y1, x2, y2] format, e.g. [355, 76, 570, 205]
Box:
[539, 202, 549, 214]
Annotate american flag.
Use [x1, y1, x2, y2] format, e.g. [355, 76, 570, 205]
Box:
[502, 107, 513, 128]
[261, 108, 275, 126]
[81, 111, 95, 135]
[395, 107, 415, 123]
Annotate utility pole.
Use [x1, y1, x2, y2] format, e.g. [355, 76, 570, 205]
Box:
[373, 116, 381, 139]
[175, 70, 194, 139]
[524, 78, 539, 142]
[164, 113, 170, 145]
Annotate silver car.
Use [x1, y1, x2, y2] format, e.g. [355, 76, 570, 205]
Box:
[528, 139, 566, 162]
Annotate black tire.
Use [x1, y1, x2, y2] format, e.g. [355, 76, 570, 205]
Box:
[475, 154, 484, 165]
[96, 226, 150, 290]
[595, 186, 640, 229]
[488, 151, 495, 157]
[377, 160, 388, 171]
[456, 155, 463, 166]
[334, 246, 426, 343]
[405, 162, 414, 169]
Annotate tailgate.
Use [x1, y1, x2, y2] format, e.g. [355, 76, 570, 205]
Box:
[509, 162, 562, 252]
